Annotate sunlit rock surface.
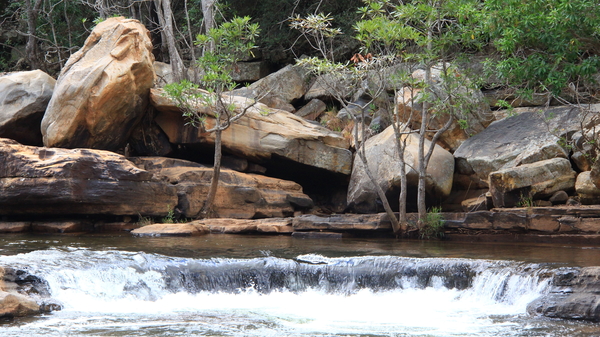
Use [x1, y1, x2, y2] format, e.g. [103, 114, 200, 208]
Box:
[41, 17, 155, 150]
[150, 89, 352, 175]
[0, 70, 55, 146]
[0, 138, 177, 216]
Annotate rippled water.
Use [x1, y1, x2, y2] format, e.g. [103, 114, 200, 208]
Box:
[2, 234, 600, 336]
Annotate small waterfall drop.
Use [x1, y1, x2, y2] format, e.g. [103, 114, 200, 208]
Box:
[0, 248, 572, 336]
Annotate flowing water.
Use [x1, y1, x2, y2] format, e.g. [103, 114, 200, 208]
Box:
[2, 234, 600, 336]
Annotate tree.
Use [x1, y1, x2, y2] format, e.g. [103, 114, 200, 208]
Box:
[293, 0, 484, 235]
[164, 16, 260, 217]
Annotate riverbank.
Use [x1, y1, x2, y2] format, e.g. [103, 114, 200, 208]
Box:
[3, 206, 600, 244]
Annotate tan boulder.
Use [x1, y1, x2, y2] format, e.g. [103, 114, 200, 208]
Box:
[131, 157, 314, 219]
[0, 70, 55, 146]
[489, 158, 576, 208]
[41, 17, 155, 150]
[0, 291, 40, 317]
[0, 138, 178, 216]
[131, 223, 209, 237]
[395, 65, 494, 152]
[576, 171, 600, 204]
[150, 89, 352, 175]
[347, 125, 454, 213]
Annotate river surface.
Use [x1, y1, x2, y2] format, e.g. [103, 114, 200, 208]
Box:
[2, 233, 600, 336]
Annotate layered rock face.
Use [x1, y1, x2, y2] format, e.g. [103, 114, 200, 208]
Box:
[0, 138, 177, 216]
[131, 157, 314, 219]
[528, 267, 600, 322]
[454, 106, 583, 187]
[41, 17, 155, 151]
[0, 70, 55, 146]
[150, 89, 352, 175]
[347, 125, 454, 213]
[489, 158, 576, 208]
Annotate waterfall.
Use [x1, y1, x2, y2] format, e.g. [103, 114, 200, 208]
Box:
[1, 248, 566, 336]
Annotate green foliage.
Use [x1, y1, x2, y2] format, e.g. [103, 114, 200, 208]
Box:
[162, 207, 176, 224]
[516, 192, 534, 208]
[419, 206, 445, 239]
[165, 16, 259, 129]
[484, 0, 600, 95]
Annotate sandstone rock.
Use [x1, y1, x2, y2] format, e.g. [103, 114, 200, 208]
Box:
[0, 138, 178, 216]
[41, 17, 155, 151]
[347, 125, 454, 213]
[395, 65, 494, 152]
[292, 213, 392, 231]
[151, 89, 352, 175]
[131, 223, 209, 237]
[576, 171, 600, 205]
[528, 267, 600, 322]
[489, 158, 576, 208]
[0, 291, 40, 317]
[0, 222, 31, 233]
[295, 98, 326, 121]
[233, 64, 308, 106]
[454, 106, 584, 186]
[131, 157, 314, 219]
[194, 218, 257, 234]
[31, 221, 91, 233]
[231, 61, 268, 82]
[0, 70, 55, 146]
[549, 190, 569, 205]
[305, 72, 354, 101]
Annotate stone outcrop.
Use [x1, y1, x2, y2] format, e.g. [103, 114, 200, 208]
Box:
[131, 157, 314, 219]
[0, 70, 55, 146]
[528, 267, 600, 322]
[131, 223, 209, 237]
[293, 213, 392, 232]
[489, 158, 576, 208]
[41, 17, 155, 151]
[150, 89, 352, 175]
[0, 138, 177, 216]
[576, 171, 600, 204]
[233, 64, 308, 109]
[395, 65, 494, 152]
[347, 125, 454, 213]
[454, 106, 584, 186]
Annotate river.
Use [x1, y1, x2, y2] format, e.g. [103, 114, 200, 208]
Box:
[2, 233, 600, 336]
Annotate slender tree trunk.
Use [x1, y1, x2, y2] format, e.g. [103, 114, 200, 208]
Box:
[25, 0, 44, 70]
[154, 0, 186, 81]
[417, 18, 434, 228]
[201, 124, 222, 217]
[201, 0, 216, 53]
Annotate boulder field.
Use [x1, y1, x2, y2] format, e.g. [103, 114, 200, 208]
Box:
[1, 17, 600, 231]
[4, 16, 600, 323]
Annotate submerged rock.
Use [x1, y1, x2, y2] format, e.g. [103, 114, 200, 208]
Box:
[41, 17, 155, 150]
[0, 70, 55, 146]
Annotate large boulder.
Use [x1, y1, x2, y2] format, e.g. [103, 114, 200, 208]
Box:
[150, 89, 352, 175]
[576, 171, 600, 205]
[489, 158, 576, 208]
[0, 138, 177, 216]
[131, 157, 314, 218]
[0, 70, 55, 145]
[347, 125, 454, 213]
[232, 64, 308, 110]
[41, 17, 155, 151]
[454, 105, 585, 187]
[395, 65, 494, 152]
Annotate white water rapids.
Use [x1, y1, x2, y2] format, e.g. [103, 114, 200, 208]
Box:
[1, 248, 596, 336]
